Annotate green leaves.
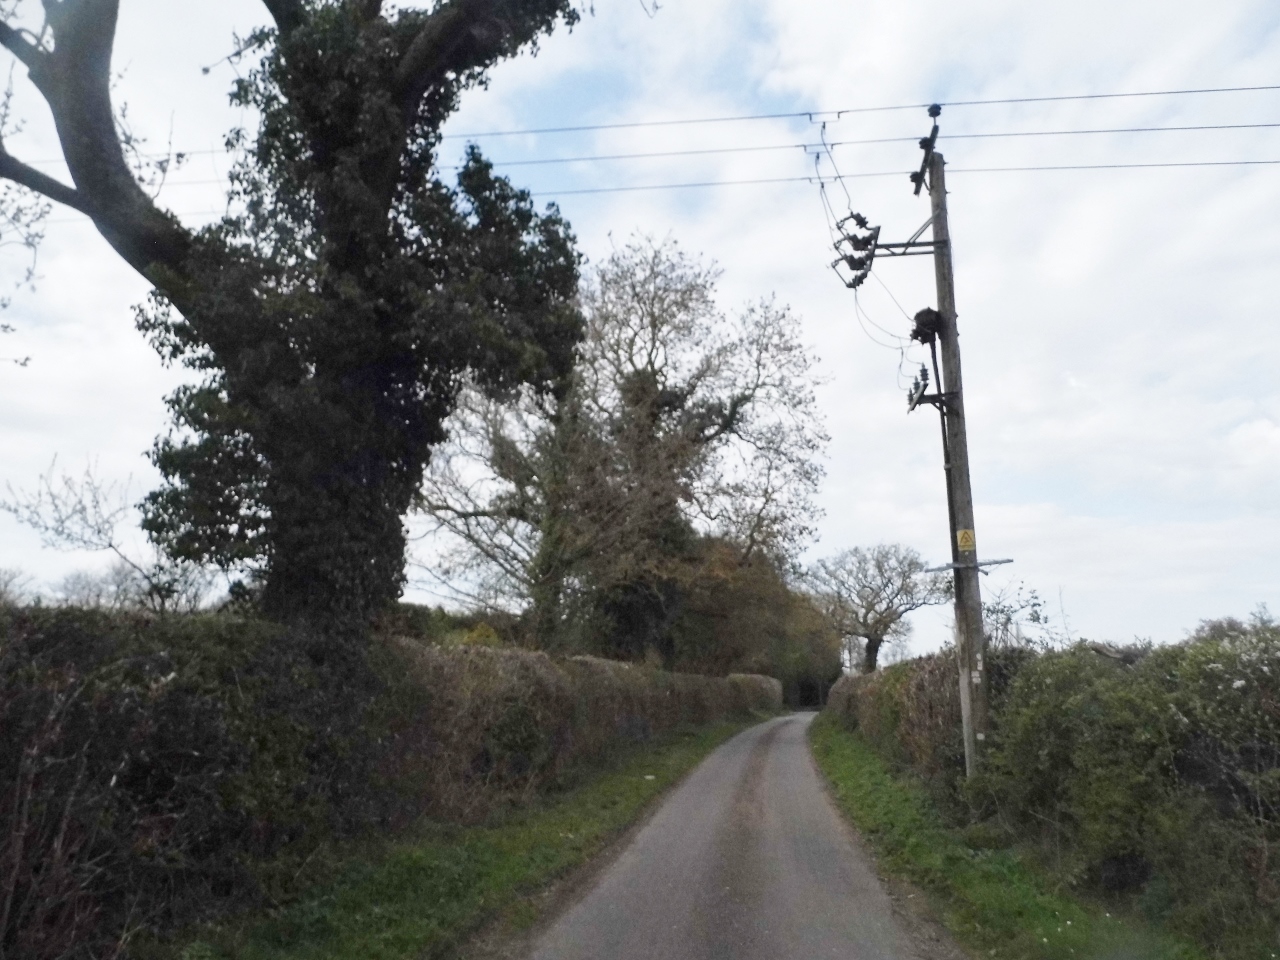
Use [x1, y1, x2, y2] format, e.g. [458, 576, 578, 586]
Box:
[140, 1, 582, 629]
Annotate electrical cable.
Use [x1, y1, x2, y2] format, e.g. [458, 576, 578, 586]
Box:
[470, 122, 1280, 168]
[869, 271, 917, 325]
[948, 159, 1280, 173]
[850, 288, 905, 352]
[818, 121, 856, 210]
[17, 122, 1280, 171]
[533, 159, 1280, 195]
[39, 154, 1280, 221]
[439, 84, 1280, 139]
[816, 167, 845, 245]
[528, 172, 893, 196]
[851, 288, 921, 390]
[943, 121, 1280, 141]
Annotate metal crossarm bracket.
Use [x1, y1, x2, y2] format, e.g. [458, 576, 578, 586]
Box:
[923, 558, 1014, 575]
[871, 216, 942, 258]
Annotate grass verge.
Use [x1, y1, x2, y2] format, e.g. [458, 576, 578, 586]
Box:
[170, 718, 762, 960]
[808, 713, 1208, 960]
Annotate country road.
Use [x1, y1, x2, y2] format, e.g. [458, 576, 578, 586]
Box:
[525, 713, 955, 960]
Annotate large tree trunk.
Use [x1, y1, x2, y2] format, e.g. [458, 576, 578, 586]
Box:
[259, 476, 410, 632]
[862, 635, 886, 673]
[528, 537, 568, 650]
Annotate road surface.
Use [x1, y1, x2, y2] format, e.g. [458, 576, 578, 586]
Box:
[526, 713, 936, 960]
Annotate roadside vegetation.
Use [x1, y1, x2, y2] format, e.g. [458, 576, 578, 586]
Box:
[0, 604, 779, 958]
[167, 720, 756, 960]
[820, 609, 1280, 959]
[810, 714, 1205, 959]
[418, 237, 836, 695]
[0, 222, 837, 960]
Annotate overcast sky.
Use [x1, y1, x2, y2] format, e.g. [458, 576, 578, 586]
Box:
[1, 0, 1278, 653]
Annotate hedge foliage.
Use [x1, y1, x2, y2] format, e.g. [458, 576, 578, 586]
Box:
[824, 614, 1280, 958]
[0, 607, 779, 959]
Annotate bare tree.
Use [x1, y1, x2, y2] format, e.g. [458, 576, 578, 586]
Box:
[417, 237, 827, 654]
[0, 565, 28, 605]
[808, 544, 950, 673]
[1, 462, 213, 613]
[982, 580, 1067, 651]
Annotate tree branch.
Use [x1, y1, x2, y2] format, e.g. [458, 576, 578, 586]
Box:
[0, 150, 90, 214]
[0, 20, 47, 75]
[421, 500, 507, 522]
[261, 0, 304, 34]
[395, 0, 504, 112]
[0, 0, 195, 285]
[698, 391, 750, 443]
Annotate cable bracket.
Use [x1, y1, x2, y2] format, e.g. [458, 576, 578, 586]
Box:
[924, 558, 1014, 575]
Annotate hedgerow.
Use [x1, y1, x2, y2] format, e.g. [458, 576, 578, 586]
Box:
[0, 607, 779, 959]
[824, 612, 1280, 957]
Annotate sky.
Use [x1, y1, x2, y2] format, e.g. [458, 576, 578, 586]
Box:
[1, 0, 1279, 654]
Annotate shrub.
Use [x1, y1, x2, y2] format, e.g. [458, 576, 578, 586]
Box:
[824, 614, 1280, 956]
[825, 646, 1030, 788]
[0, 608, 779, 958]
[985, 622, 1280, 950]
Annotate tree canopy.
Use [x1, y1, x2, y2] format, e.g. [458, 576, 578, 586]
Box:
[808, 544, 950, 672]
[0, 0, 584, 631]
[420, 237, 827, 662]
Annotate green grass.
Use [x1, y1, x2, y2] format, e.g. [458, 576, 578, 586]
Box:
[171, 719, 760, 960]
[808, 714, 1208, 960]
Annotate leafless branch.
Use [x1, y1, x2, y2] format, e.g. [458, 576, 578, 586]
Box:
[0, 148, 87, 212]
[1, 460, 213, 612]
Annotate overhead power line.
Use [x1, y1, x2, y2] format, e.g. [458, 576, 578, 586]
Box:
[527, 159, 1280, 196]
[946, 120, 1280, 141]
[475, 122, 1280, 169]
[532, 173, 879, 196]
[19, 117, 1280, 172]
[442, 83, 1280, 139]
[42, 156, 1280, 218]
[949, 159, 1280, 173]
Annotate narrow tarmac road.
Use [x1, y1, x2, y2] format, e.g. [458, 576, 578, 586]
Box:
[526, 713, 935, 960]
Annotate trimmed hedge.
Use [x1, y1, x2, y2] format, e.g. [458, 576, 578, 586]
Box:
[0, 608, 779, 959]
[372, 643, 780, 821]
[824, 618, 1280, 958]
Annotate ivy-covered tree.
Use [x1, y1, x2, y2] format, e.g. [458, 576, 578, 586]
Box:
[0, 0, 583, 630]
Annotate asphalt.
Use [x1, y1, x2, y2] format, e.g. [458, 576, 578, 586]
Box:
[525, 713, 924, 960]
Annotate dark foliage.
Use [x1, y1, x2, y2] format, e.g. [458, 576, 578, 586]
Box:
[140, 5, 583, 630]
[667, 540, 842, 704]
[0, 607, 396, 958]
[0, 1, 583, 630]
[0, 604, 781, 959]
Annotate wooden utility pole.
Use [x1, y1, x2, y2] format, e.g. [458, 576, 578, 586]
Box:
[830, 106, 1002, 777]
[927, 150, 989, 776]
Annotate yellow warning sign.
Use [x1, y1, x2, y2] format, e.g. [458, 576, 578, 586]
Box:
[956, 529, 976, 552]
